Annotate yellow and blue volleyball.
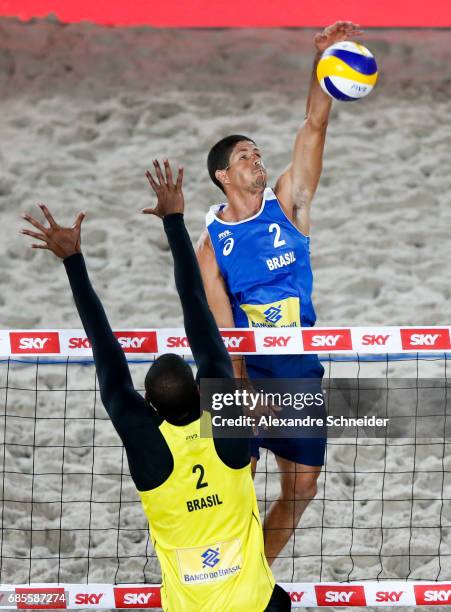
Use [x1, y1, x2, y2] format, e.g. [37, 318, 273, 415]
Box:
[317, 41, 378, 101]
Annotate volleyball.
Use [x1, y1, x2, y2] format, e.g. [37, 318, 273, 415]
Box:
[317, 41, 378, 101]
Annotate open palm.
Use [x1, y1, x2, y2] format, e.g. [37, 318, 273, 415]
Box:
[21, 204, 86, 259]
[315, 21, 363, 53]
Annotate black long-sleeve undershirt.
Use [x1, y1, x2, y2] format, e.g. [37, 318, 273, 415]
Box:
[63, 214, 249, 491]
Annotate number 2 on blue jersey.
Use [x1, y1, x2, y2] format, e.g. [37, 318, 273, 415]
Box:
[269, 223, 286, 248]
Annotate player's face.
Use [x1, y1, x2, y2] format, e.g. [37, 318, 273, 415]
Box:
[226, 141, 267, 192]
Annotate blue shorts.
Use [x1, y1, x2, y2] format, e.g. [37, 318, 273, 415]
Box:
[245, 353, 326, 466]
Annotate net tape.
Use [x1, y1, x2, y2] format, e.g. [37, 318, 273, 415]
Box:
[1, 326, 451, 357]
[2, 581, 451, 607]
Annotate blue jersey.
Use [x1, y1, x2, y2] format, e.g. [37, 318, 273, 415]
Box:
[206, 187, 316, 329]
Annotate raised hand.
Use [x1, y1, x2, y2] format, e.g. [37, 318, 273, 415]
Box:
[21, 204, 86, 259]
[314, 21, 363, 53]
[143, 159, 184, 219]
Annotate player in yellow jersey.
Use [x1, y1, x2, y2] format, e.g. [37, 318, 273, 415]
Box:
[21, 160, 291, 611]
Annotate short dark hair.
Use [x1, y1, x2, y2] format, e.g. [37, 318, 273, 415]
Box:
[207, 134, 255, 193]
[145, 354, 199, 425]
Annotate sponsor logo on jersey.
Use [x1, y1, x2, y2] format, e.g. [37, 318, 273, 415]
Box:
[302, 329, 353, 351]
[113, 331, 158, 353]
[177, 539, 242, 585]
[113, 587, 160, 608]
[220, 331, 256, 352]
[266, 251, 296, 271]
[10, 332, 60, 354]
[222, 237, 234, 256]
[264, 304, 283, 324]
[400, 328, 451, 350]
[241, 297, 300, 328]
[315, 585, 366, 606]
[218, 229, 232, 241]
[414, 584, 451, 604]
[74, 593, 104, 605]
[201, 547, 220, 568]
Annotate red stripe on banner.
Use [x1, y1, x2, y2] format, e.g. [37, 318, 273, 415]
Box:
[15, 588, 67, 609]
[0, 0, 450, 27]
[220, 330, 256, 353]
[302, 328, 353, 352]
[113, 331, 158, 354]
[414, 584, 451, 605]
[1, 327, 451, 357]
[113, 587, 161, 608]
[9, 331, 60, 354]
[315, 585, 366, 606]
[400, 328, 451, 351]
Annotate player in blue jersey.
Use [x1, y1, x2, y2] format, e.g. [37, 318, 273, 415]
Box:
[196, 21, 362, 565]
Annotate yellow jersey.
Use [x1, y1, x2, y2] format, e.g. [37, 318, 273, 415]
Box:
[138, 414, 275, 611]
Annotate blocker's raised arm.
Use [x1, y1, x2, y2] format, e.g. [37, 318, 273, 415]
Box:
[20, 205, 169, 491]
[144, 159, 233, 381]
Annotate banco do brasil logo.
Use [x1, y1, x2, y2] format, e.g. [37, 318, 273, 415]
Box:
[264, 304, 282, 324]
[201, 547, 220, 568]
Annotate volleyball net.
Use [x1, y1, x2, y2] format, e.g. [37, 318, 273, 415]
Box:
[1, 326, 451, 608]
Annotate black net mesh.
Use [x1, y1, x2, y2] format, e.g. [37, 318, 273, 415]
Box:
[0, 354, 450, 586]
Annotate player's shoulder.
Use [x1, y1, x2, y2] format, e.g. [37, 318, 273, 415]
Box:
[206, 201, 227, 228]
[196, 228, 212, 252]
[196, 230, 224, 280]
[269, 183, 295, 226]
[195, 229, 215, 264]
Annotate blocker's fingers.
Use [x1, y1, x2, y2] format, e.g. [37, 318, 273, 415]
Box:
[31, 243, 49, 250]
[20, 229, 47, 242]
[73, 211, 86, 229]
[38, 203, 58, 228]
[141, 206, 158, 215]
[153, 160, 165, 186]
[22, 213, 48, 234]
[145, 170, 160, 193]
[176, 167, 184, 190]
[164, 159, 174, 186]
